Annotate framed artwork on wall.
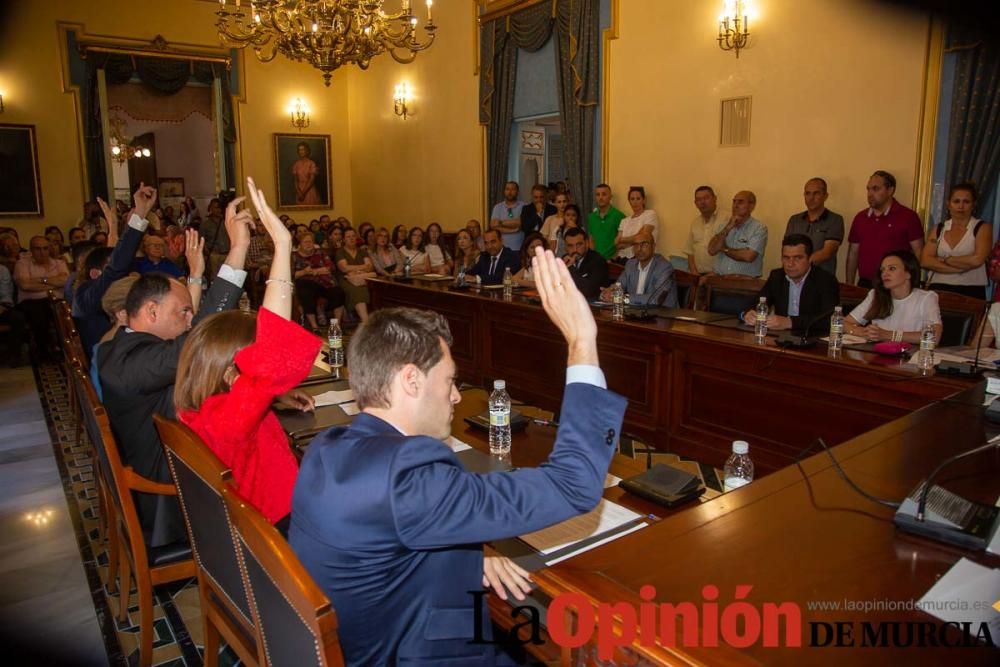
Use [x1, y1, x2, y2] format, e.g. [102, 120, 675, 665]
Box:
[158, 177, 185, 199]
[0, 124, 43, 217]
[273, 133, 332, 210]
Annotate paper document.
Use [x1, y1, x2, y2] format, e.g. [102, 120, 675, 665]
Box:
[820, 334, 866, 345]
[520, 498, 644, 564]
[444, 435, 472, 453]
[313, 389, 355, 407]
[918, 558, 1000, 638]
[604, 473, 622, 488]
[339, 401, 360, 416]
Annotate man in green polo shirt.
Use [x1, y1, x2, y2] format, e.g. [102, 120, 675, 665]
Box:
[587, 183, 626, 260]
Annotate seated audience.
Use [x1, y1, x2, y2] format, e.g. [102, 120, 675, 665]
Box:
[513, 232, 547, 286]
[0, 232, 23, 274]
[44, 226, 66, 264]
[290, 247, 626, 666]
[391, 224, 409, 249]
[14, 235, 69, 361]
[335, 228, 375, 323]
[602, 228, 678, 307]
[134, 235, 184, 278]
[357, 222, 374, 247]
[79, 201, 108, 239]
[563, 227, 609, 300]
[0, 264, 28, 367]
[844, 250, 942, 343]
[615, 186, 659, 260]
[293, 232, 345, 331]
[74, 190, 156, 356]
[67, 226, 87, 248]
[400, 227, 431, 275]
[920, 182, 991, 299]
[741, 234, 840, 334]
[452, 229, 480, 278]
[845, 170, 923, 287]
[783, 178, 844, 276]
[163, 225, 188, 274]
[325, 226, 344, 254]
[92, 231, 109, 246]
[707, 190, 768, 278]
[684, 185, 724, 276]
[539, 192, 569, 242]
[64, 240, 99, 304]
[425, 222, 454, 274]
[98, 195, 247, 546]
[466, 219, 486, 252]
[176, 179, 319, 534]
[370, 227, 404, 277]
[467, 228, 520, 285]
[549, 201, 581, 258]
[90, 276, 140, 401]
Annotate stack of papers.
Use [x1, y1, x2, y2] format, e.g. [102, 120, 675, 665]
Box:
[918, 558, 1000, 638]
[520, 499, 646, 565]
[313, 389, 354, 407]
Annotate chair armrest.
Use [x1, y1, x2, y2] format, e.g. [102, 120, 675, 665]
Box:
[123, 467, 178, 495]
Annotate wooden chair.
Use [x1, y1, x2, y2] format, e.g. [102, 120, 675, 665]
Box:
[701, 275, 765, 315]
[673, 269, 698, 309]
[154, 416, 261, 667]
[606, 260, 624, 282]
[838, 282, 869, 315]
[935, 290, 987, 346]
[223, 487, 345, 667]
[75, 369, 195, 667]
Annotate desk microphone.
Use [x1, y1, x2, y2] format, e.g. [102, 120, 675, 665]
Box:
[775, 307, 836, 348]
[624, 272, 674, 321]
[937, 300, 992, 377]
[915, 436, 1000, 522]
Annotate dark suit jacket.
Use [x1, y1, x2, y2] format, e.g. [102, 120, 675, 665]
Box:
[567, 249, 610, 300]
[97, 272, 242, 545]
[290, 382, 627, 666]
[756, 267, 841, 333]
[467, 247, 521, 285]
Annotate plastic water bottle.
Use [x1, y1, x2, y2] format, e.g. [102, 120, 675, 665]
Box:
[828, 306, 844, 352]
[456, 263, 466, 287]
[723, 440, 754, 491]
[403, 256, 412, 278]
[328, 319, 344, 378]
[918, 321, 936, 371]
[239, 292, 250, 313]
[488, 379, 511, 456]
[612, 282, 624, 321]
[502, 266, 513, 299]
[754, 297, 768, 343]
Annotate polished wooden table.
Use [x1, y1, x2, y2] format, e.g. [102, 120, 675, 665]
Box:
[369, 277, 975, 476]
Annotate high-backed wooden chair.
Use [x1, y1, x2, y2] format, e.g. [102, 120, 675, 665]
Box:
[935, 290, 987, 347]
[223, 487, 345, 667]
[838, 282, 869, 316]
[154, 416, 261, 667]
[673, 269, 698, 309]
[74, 369, 194, 667]
[701, 275, 765, 315]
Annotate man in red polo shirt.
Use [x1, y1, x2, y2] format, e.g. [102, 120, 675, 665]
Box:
[845, 170, 925, 287]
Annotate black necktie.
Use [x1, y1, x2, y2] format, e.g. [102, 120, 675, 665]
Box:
[490, 255, 498, 276]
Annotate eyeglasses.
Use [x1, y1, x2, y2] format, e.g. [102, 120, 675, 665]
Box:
[632, 241, 652, 248]
[31, 245, 50, 251]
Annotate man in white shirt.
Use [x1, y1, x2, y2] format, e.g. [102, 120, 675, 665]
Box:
[684, 185, 724, 276]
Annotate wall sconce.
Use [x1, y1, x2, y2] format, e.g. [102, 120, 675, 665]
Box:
[718, 0, 750, 58]
[394, 83, 410, 120]
[0, 91, 5, 113]
[290, 98, 310, 131]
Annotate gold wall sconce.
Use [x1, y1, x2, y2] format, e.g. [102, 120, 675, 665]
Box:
[290, 98, 310, 131]
[0, 91, 5, 113]
[394, 83, 410, 120]
[718, 0, 751, 58]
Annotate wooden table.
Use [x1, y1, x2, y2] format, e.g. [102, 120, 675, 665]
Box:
[369, 277, 975, 475]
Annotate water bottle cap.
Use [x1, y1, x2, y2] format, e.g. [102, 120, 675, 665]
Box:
[493, 379, 506, 390]
[759, 297, 766, 303]
[834, 306, 842, 313]
[732, 440, 749, 454]
[331, 319, 338, 325]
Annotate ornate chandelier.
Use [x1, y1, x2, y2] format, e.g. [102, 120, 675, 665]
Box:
[108, 115, 152, 165]
[216, 0, 438, 87]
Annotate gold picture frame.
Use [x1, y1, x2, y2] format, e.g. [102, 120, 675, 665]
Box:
[273, 133, 333, 210]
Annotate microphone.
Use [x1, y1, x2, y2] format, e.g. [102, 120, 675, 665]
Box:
[775, 307, 836, 348]
[937, 299, 992, 377]
[916, 436, 1000, 521]
[624, 268, 675, 321]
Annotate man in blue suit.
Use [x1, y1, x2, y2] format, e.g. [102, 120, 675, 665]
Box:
[291, 246, 627, 666]
[467, 228, 521, 285]
[602, 228, 678, 307]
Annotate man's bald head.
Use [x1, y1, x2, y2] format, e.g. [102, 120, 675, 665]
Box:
[633, 227, 656, 262]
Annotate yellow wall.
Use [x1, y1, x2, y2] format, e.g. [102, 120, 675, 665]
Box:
[606, 0, 931, 278]
[0, 0, 351, 242]
[346, 0, 483, 232]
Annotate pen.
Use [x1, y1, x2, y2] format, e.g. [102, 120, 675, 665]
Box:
[532, 418, 559, 427]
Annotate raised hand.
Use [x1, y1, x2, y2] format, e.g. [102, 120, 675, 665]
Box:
[245, 177, 292, 251]
[132, 182, 157, 220]
[184, 229, 205, 278]
[224, 196, 253, 249]
[532, 244, 598, 367]
[96, 196, 118, 229]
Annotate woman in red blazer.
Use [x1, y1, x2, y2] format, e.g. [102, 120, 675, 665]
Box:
[175, 177, 321, 532]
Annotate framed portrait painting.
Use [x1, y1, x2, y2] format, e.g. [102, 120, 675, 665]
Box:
[158, 177, 185, 199]
[273, 133, 332, 210]
[0, 124, 43, 217]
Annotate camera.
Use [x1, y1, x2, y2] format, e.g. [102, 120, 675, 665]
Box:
[218, 188, 238, 210]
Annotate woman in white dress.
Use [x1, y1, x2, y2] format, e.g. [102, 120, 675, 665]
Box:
[845, 250, 943, 344]
[920, 182, 991, 300]
[424, 222, 454, 274]
[540, 193, 568, 241]
[615, 186, 659, 260]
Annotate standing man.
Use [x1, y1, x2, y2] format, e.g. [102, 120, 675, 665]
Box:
[519, 184, 556, 238]
[845, 170, 923, 287]
[587, 183, 626, 260]
[742, 234, 841, 334]
[707, 190, 768, 278]
[683, 185, 724, 276]
[291, 247, 627, 666]
[784, 178, 844, 277]
[489, 181, 527, 252]
[602, 228, 678, 307]
[563, 228, 610, 301]
[467, 228, 520, 285]
[14, 236, 69, 361]
[200, 198, 230, 278]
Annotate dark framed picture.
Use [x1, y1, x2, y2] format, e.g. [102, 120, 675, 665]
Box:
[0, 124, 43, 217]
[273, 133, 332, 210]
[158, 177, 185, 199]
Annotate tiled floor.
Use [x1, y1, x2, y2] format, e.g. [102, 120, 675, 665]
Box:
[0, 365, 108, 666]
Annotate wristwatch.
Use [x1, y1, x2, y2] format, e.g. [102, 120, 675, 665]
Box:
[188, 277, 206, 288]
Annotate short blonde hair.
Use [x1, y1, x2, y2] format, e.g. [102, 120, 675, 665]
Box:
[101, 276, 139, 319]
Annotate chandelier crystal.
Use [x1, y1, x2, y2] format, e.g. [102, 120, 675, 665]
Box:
[108, 115, 152, 165]
[216, 0, 438, 87]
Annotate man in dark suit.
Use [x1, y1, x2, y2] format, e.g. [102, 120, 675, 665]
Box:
[564, 227, 610, 300]
[291, 247, 627, 666]
[467, 228, 520, 285]
[742, 233, 841, 334]
[98, 197, 252, 545]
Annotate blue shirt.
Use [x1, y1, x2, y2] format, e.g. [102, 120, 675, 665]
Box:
[786, 269, 810, 317]
[491, 200, 527, 251]
[714, 216, 768, 278]
[133, 256, 184, 278]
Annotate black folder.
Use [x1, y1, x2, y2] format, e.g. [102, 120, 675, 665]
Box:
[619, 464, 705, 508]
